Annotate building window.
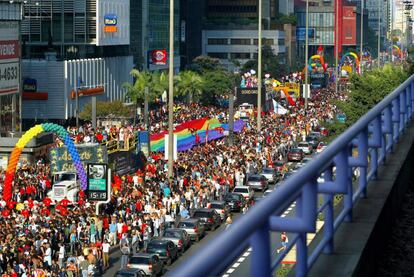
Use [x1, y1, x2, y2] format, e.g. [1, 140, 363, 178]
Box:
[278, 39, 284, 45]
[208, 52, 228, 59]
[230, 38, 251, 45]
[208, 38, 228, 45]
[230, 52, 250, 59]
[253, 38, 274, 45]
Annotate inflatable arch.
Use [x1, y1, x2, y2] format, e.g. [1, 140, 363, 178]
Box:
[340, 52, 360, 67]
[3, 123, 87, 201]
[393, 45, 402, 58]
[307, 55, 328, 72]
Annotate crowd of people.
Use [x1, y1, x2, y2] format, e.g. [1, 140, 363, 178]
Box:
[0, 77, 346, 276]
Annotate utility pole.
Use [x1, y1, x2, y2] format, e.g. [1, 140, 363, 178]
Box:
[378, 1, 382, 68]
[257, 0, 262, 133]
[228, 87, 235, 146]
[335, 0, 339, 94]
[304, 0, 309, 108]
[144, 87, 149, 130]
[167, 0, 175, 179]
[360, 0, 364, 74]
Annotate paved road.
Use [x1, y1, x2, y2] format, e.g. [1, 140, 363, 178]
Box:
[103, 202, 248, 276]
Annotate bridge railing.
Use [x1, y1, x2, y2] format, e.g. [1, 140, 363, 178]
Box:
[169, 75, 414, 277]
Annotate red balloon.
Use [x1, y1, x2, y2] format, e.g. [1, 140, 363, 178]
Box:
[1, 209, 10, 217]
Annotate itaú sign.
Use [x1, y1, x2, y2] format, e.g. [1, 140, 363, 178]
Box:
[104, 14, 117, 33]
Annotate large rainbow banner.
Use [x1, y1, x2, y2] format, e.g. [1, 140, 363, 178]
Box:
[150, 118, 246, 152]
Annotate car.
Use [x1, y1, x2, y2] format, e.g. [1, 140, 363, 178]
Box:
[306, 135, 320, 149]
[127, 253, 163, 277]
[302, 157, 313, 164]
[288, 148, 304, 162]
[260, 168, 278, 184]
[297, 142, 313, 155]
[263, 188, 274, 197]
[146, 239, 179, 266]
[177, 218, 206, 242]
[224, 193, 247, 212]
[232, 185, 254, 200]
[115, 268, 146, 277]
[246, 174, 269, 191]
[191, 208, 222, 230]
[162, 228, 191, 252]
[316, 142, 327, 153]
[209, 200, 230, 220]
[272, 160, 287, 176]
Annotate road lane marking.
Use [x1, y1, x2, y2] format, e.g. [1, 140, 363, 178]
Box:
[243, 252, 250, 257]
[281, 214, 286, 217]
[238, 257, 246, 262]
[233, 262, 240, 267]
[223, 275, 229, 277]
[227, 268, 235, 273]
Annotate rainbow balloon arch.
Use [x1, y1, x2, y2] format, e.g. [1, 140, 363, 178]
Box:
[3, 123, 87, 201]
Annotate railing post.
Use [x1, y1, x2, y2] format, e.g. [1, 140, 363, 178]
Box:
[250, 224, 270, 277]
[406, 87, 412, 120]
[357, 129, 368, 198]
[400, 92, 406, 131]
[295, 195, 307, 277]
[323, 168, 334, 254]
[344, 145, 353, 222]
[392, 98, 400, 143]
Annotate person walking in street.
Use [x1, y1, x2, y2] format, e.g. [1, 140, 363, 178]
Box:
[102, 240, 110, 270]
[277, 232, 289, 253]
[120, 243, 131, 269]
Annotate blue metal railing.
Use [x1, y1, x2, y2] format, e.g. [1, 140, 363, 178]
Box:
[169, 75, 414, 277]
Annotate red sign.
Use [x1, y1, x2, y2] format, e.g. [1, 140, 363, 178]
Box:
[342, 6, 357, 45]
[151, 50, 167, 65]
[0, 40, 19, 59]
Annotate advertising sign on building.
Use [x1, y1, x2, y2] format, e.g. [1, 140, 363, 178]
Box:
[342, 6, 357, 45]
[149, 50, 167, 65]
[87, 163, 109, 201]
[49, 144, 108, 174]
[96, 0, 130, 46]
[0, 21, 20, 96]
[23, 78, 37, 92]
[296, 27, 315, 41]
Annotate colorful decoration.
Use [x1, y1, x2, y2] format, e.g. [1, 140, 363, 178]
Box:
[3, 123, 87, 201]
[340, 52, 360, 76]
[393, 45, 402, 58]
[150, 118, 246, 152]
[307, 55, 328, 72]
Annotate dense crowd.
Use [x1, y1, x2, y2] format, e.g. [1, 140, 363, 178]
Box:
[0, 84, 345, 276]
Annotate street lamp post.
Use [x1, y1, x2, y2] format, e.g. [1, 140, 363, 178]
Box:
[335, 0, 339, 94]
[167, 0, 174, 179]
[304, 0, 309, 109]
[378, 1, 381, 68]
[257, 0, 262, 133]
[360, 0, 364, 74]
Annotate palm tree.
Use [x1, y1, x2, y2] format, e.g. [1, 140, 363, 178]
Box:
[176, 71, 204, 103]
[122, 69, 152, 124]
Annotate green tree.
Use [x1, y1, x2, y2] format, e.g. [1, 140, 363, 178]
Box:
[202, 70, 233, 104]
[241, 44, 287, 78]
[189, 55, 223, 73]
[176, 71, 204, 102]
[79, 101, 131, 120]
[324, 65, 408, 141]
[122, 69, 152, 105]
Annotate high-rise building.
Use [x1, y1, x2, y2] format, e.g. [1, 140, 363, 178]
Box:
[366, 0, 389, 43]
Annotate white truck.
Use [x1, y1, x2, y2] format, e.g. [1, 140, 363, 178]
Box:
[47, 171, 80, 204]
[235, 103, 254, 122]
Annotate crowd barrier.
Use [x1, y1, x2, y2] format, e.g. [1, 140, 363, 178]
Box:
[169, 74, 414, 277]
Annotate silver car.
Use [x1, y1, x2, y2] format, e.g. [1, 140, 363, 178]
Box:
[162, 228, 191, 252]
[127, 253, 163, 277]
[177, 218, 206, 242]
[260, 168, 278, 183]
[246, 174, 268, 192]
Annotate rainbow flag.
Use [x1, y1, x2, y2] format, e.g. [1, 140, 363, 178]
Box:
[150, 118, 245, 152]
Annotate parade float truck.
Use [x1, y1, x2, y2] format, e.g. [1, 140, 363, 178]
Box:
[47, 171, 80, 204]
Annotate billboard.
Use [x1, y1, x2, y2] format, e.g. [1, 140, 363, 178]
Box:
[235, 87, 266, 108]
[149, 50, 167, 65]
[296, 27, 315, 41]
[87, 163, 109, 201]
[0, 21, 20, 96]
[96, 0, 130, 46]
[49, 144, 108, 174]
[342, 6, 357, 45]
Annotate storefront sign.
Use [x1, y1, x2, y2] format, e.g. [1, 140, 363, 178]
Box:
[87, 163, 109, 201]
[49, 144, 108, 174]
[0, 21, 20, 95]
[150, 49, 167, 65]
[104, 14, 118, 33]
[23, 78, 37, 92]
